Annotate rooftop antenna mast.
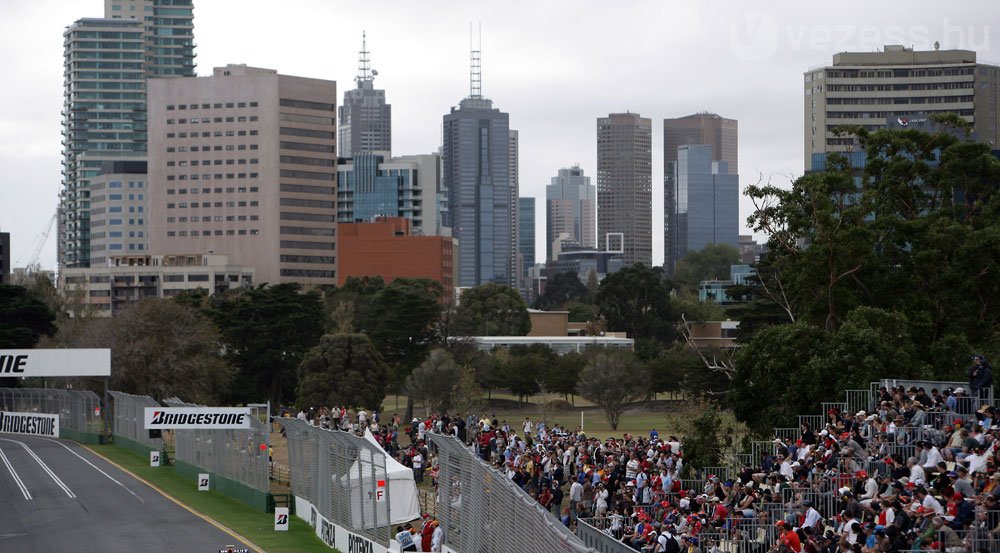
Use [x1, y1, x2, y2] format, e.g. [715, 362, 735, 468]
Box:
[470, 22, 482, 98]
[356, 31, 373, 85]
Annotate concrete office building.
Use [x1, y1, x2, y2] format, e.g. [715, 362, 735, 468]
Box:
[518, 197, 535, 284]
[337, 217, 456, 300]
[88, 161, 149, 267]
[597, 112, 652, 267]
[442, 52, 514, 287]
[336, 153, 445, 236]
[663, 113, 737, 272]
[60, 252, 253, 316]
[338, 33, 391, 158]
[667, 145, 739, 265]
[805, 44, 1000, 171]
[546, 165, 596, 262]
[147, 64, 338, 285]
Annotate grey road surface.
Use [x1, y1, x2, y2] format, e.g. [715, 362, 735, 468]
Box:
[0, 434, 254, 553]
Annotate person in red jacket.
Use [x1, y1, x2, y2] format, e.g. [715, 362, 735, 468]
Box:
[420, 514, 434, 551]
[775, 521, 802, 552]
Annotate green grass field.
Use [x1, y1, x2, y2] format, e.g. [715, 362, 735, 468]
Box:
[86, 444, 339, 553]
[381, 393, 685, 441]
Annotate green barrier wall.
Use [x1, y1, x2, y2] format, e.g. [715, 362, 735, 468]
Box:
[113, 434, 159, 458]
[173, 459, 270, 512]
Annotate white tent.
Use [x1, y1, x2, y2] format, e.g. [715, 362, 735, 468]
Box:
[337, 430, 421, 527]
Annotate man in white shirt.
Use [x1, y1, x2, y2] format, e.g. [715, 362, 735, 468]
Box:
[920, 441, 944, 470]
[430, 521, 443, 551]
[569, 478, 584, 520]
[907, 457, 926, 485]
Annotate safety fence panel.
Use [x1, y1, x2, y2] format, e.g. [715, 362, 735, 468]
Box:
[843, 389, 874, 416]
[577, 517, 630, 553]
[0, 387, 103, 443]
[429, 433, 593, 553]
[163, 397, 270, 511]
[109, 391, 162, 455]
[279, 418, 392, 546]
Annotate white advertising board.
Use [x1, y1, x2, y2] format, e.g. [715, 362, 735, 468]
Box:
[0, 411, 59, 437]
[144, 407, 252, 429]
[198, 473, 210, 491]
[274, 507, 289, 531]
[0, 349, 110, 377]
[150, 450, 161, 467]
[295, 496, 390, 553]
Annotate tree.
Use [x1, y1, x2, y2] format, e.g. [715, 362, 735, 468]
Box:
[364, 278, 443, 388]
[533, 271, 587, 310]
[576, 349, 647, 430]
[404, 349, 461, 416]
[645, 344, 718, 396]
[596, 264, 677, 342]
[672, 244, 741, 289]
[76, 299, 232, 403]
[664, 401, 745, 478]
[296, 333, 387, 411]
[454, 283, 531, 336]
[0, 284, 57, 349]
[208, 283, 324, 410]
[502, 344, 552, 403]
[542, 351, 584, 402]
[585, 270, 600, 304]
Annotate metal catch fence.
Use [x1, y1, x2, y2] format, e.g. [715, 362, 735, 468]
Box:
[109, 390, 162, 455]
[429, 432, 592, 553]
[163, 397, 270, 511]
[279, 418, 392, 546]
[0, 387, 103, 443]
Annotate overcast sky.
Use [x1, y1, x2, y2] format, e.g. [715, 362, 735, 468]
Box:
[1, 1, 996, 271]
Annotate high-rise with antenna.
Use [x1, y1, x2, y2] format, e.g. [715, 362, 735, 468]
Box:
[338, 31, 392, 158]
[442, 23, 519, 288]
[469, 22, 482, 99]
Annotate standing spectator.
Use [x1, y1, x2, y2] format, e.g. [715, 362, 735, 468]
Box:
[412, 448, 424, 483]
[970, 355, 994, 401]
[395, 525, 416, 551]
[569, 476, 583, 520]
[430, 520, 443, 551]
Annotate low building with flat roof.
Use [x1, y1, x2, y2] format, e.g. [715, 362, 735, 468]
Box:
[458, 335, 634, 355]
[60, 252, 254, 316]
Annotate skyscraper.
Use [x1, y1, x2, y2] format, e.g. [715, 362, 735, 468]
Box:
[104, 0, 196, 77]
[147, 64, 338, 286]
[546, 165, 595, 262]
[60, 1, 195, 270]
[509, 129, 520, 288]
[518, 197, 535, 278]
[804, 44, 1000, 171]
[596, 112, 652, 267]
[338, 33, 391, 158]
[60, 18, 147, 269]
[663, 112, 738, 271]
[667, 145, 739, 264]
[441, 42, 513, 287]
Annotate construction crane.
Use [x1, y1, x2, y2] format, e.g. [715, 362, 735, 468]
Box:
[15, 212, 57, 273]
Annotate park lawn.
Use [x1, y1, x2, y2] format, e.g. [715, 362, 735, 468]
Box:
[382, 393, 679, 442]
[86, 444, 338, 553]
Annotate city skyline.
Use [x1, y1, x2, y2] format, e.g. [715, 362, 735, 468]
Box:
[1, 1, 997, 270]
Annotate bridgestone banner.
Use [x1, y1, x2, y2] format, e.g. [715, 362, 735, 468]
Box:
[0, 349, 111, 377]
[0, 411, 59, 437]
[144, 407, 252, 429]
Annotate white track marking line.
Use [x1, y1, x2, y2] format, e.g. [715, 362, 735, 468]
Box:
[0, 445, 31, 500]
[0, 438, 75, 498]
[37, 437, 143, 503]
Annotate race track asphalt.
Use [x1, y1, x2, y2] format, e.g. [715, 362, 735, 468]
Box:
[0, 434, 253, 553]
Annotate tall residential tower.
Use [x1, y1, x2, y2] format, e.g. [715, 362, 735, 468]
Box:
[596, 112, 652, 267]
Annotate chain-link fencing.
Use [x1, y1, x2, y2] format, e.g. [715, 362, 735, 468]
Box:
[163, 397, 270, 511]
[0, 387, 103, 443]
[109, 391, 162, 456]
[429, 432, 593, 553]
[279, 418, 393, 546]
